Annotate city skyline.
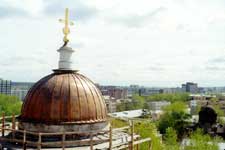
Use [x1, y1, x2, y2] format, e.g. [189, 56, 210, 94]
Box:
[1, 0, 225, 87]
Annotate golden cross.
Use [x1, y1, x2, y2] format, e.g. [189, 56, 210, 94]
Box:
[59, 8, 74, 43]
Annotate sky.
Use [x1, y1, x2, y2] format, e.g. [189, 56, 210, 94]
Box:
[0, 0, 225, 87]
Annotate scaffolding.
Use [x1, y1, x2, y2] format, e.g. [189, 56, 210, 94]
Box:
[0, 114, 151, 150]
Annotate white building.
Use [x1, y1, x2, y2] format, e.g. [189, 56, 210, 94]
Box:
[11, 89, 29, 100]
[148, 101, 171, 111]
[109, 109, 144, 118]
[11, 82, 33, 100]
[104, 95, 117, 113]
[0, 79, 11, 95]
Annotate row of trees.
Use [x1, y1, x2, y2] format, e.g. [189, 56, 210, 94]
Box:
[116, 93, 190, 112]
[146, 93, 190, 103]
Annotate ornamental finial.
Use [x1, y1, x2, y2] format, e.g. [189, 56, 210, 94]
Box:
[59, 8, 74, 46]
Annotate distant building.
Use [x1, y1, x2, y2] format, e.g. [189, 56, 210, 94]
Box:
[128, 85, 140, 96]
[189, 94, 214, 101]
[138, 88, 161, 96]
[11, 89, 28, 100]
[190, 100, 197, 115]
[100, 86, 128, 100]
[182, 82, 199, 93]
[11, 82, 34, 100]
[161, 87, 183, 93]
[0, 79, 11, 95]
[104, 96, 117, 113]
[182, 84, 186, 92]
[109, 109, 144, 118]
[148, 101, 171, 111]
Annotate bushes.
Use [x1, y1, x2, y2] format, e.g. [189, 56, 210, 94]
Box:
[157, 102, 191, 138]
[164, 127, 179, 150]
[134, 121, 164, 150]
[0, 94, 22, 115]
[185, 129, 222, 150]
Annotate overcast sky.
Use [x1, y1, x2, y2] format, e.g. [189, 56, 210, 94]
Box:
[0, 0, 225, 87]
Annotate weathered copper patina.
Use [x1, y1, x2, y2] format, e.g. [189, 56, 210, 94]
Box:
[19, 70, 107, 124]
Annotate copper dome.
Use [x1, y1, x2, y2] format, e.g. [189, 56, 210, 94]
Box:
[20, 70, 107, 124]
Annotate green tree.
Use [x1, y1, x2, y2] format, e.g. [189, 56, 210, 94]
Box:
[210, 97, 218, 103]
[163, 101, 187, 112]
[158, 102, 191, 138]
[0, 94, 22, 115]
[164, 127, 179, 150]
[116, 94, 145, 111]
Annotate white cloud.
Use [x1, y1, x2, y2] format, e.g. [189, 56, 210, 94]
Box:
[0, 0, 225, 86]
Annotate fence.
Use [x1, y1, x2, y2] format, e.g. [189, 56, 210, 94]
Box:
[0, 113, 151, 150]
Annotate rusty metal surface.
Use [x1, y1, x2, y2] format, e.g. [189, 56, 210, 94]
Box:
[20, 72, 107, 124]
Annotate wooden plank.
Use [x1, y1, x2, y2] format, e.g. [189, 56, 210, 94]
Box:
[1, 113, 5, 136]
[133, 138, 151, 145]
[40, 139, 109, 147]
[114, 138, 151, 150]
[90, 133, 93, 150]
[38, 133, 42, 150]
[0, 137, 38, 147]
[131, 121, 134, 150]
[12, 114, 16, 141]
[23, 130, 27, 150]
[109, 125, 112, 150]
[62, 132, 65, 150]
[0, 115, 19, 120]
[11, 114, 15, 130]
[0, 126, 109, 136]
[112, 126, 130, 132]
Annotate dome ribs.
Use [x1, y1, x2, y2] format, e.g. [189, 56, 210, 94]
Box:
[82, 75, 106, 120]
[74, 74, 89, 121]
[21, 74, 52, 119]
[59, 74, 65, 122]
[67, 74, 72, 121]
[79, 75, 98, 122]
[94, 85, 105, 119]
[23, 75, 53, 120]
[30, 76, 53, 121]
[20, 72, 107, 124]
[60, 74, 70, 122]
[71, 74, 81, 121]
[79, 74, 102, 120]
[39, 76, 56, 122]
[49, 74, 58, 122]
[51, 74, 63, 122]
[77, 74, 96, 121]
